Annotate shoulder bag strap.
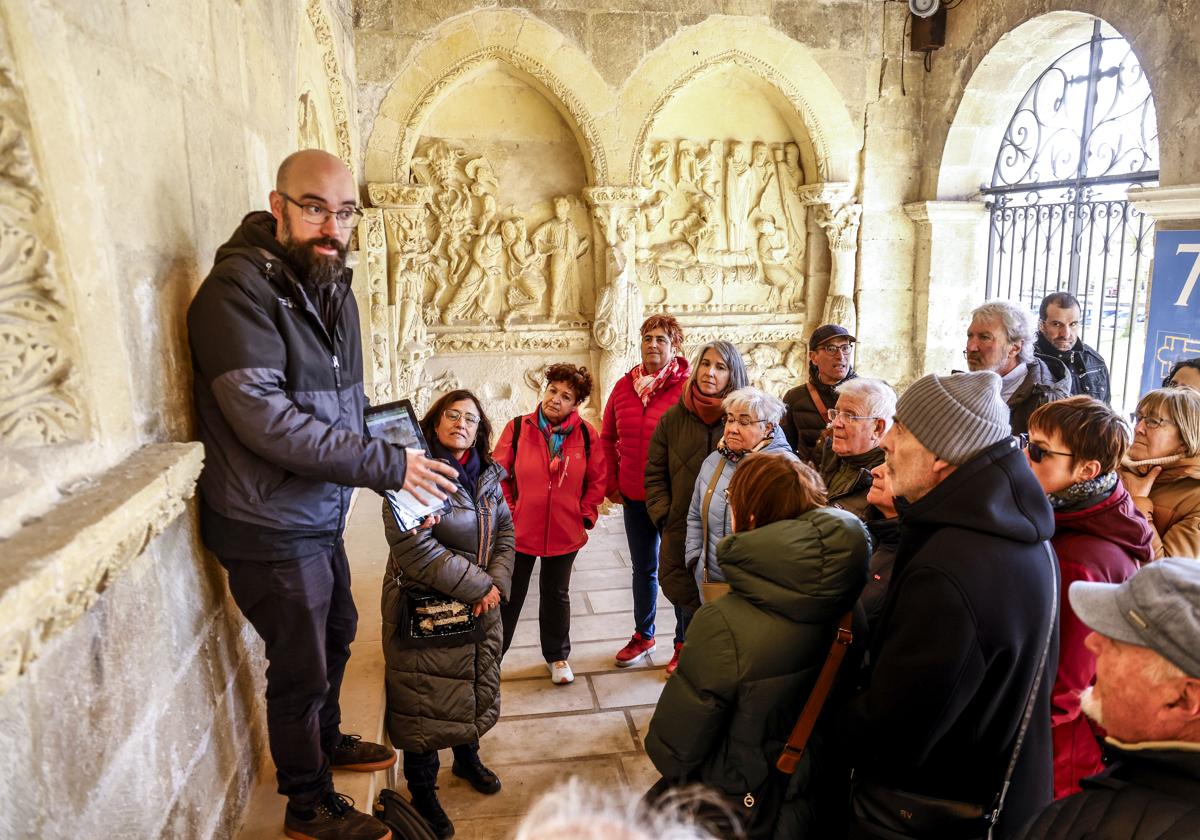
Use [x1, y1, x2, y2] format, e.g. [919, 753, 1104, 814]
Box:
[806, 381, 829, 422]
[776, 609, 855, 774]
[699, 457, 728, 583]
[509, 417, 522, 503]
[986, 540, 1060, 835]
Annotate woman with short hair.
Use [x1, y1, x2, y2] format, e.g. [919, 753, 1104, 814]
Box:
[1120, 386, 1200, 559]
[645, 341, 749, 675]
[494, 363, 607, 685]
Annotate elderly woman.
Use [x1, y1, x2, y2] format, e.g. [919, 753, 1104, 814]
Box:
[818, 377, 896, 519]
[1120, 386, 1200, 559]
[685, 387, 796, 603]
[601, 315, 690, 668]
[382, 389, 514, 838]
[646, 452, 869, 838]
[494, 363, 607, 685]
[646, 341, 749, 676]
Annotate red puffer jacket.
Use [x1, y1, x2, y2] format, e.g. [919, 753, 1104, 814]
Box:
[493, 411, 607, 557]
[1049, 482, 1153, 799]
[600, 358, 689, 501]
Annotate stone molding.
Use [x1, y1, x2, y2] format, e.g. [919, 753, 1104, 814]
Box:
[305, 0, 354, 171]
[903, 200, 988, 225]
[368, 182, 434, 208]
[1127, 184, 1200, 223]
[0, 442, 204, 696]
[429, 324, 591, 354]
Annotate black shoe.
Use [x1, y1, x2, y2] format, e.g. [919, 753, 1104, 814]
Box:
[409, 785, 455, 839]
[331, 733, 398, 772]
[285, 791, 392, 840]
[451, 758, 502, 795]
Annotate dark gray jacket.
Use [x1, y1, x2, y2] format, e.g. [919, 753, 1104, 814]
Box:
[1035, 333, 1111, 404]
[188, 212, 407, 537]
[381, 460, 515, 753]
[1008, 354, 1072, 436]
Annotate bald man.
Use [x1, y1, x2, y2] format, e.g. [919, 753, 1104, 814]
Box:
[188, 150, 455, 839]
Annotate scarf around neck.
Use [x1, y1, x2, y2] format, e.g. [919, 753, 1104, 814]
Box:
[536, 407, 576, 465]
[717, 430, 774, 463]
[1122, 452, 1185, 477]
[1048, 471, 1118, 510]
[683, 381, 726, 425]
[631, 357, 681, 406]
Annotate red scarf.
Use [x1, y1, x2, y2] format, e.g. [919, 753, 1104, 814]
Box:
[683, 381, 726, 425]
[631, 356, 681, 406]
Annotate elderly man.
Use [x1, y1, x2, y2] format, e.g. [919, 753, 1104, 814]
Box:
[782, 323, 858, 464]
[188, 150, 457, 840]
[1022, 558, 1200, 838]
[845, 371, 1058, 839]
[1035, 291, 1111, 403]
[818, 377, 896, 519]
[965, 300, 1070, 434]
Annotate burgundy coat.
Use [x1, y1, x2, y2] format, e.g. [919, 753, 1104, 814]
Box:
[599, 358, 689, 502]
[1049, 482, 1153, 799]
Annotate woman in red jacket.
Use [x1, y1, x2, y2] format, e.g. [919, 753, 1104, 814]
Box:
[1024, 396, 1153, 798]
[601, 315, 689, 668]
[494, 363, 607, 685]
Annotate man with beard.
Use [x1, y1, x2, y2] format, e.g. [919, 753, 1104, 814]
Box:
[781, 324, 858, 464]
[188, 150, 457, 840]
[1035, 291, 1112, 403]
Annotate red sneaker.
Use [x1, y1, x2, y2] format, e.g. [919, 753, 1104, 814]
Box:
[664, 642, 683, 677]
[615, 632, 656, 667]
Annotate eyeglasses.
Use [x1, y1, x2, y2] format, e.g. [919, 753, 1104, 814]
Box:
[816, 343, 854, 357]
[724, 415, 769, 428]
[1018, 433, 1073, 463]
[443, 408, 480, 426]
[826, 409, 879, 423]
[279, 192, 364, 229]
[1130, 412, 1175, 430]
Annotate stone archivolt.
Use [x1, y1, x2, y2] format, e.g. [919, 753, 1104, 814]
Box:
[304, 0, 354, 171]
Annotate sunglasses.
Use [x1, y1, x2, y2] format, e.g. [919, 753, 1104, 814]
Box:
[1018, 433, 1073, 463]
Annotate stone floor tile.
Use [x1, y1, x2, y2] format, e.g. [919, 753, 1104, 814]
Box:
[511, 594, 592, 618]
[585, 587, 673, 615]
[499, 676, 596, 716]
[628, 706, 655, 746]
[591, 669, 668, 709]
[573, 548, 628, 570]
[339, 642, 386, 739]
[568, 567, 640, 591]
[508, 611, 653, 648]
[483, 711, 637, 764]
[500, 639, 659, 680]
[620, 752, 661, 794]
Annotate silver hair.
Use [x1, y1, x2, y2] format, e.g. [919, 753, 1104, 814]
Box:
[971, 300, 1035, 364]
[513, 779, 722, 840]
[686, 340, 750, 395]
[835, 377, 897, 431]
[722, 386, 785, 425]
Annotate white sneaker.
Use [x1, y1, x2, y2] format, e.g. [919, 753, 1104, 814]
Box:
[547, 660, 574, 685]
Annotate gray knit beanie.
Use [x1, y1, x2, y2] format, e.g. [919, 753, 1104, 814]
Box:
[895, 371, 1012, 465]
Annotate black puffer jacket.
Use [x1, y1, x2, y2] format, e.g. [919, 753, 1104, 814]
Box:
[645, 397, 724, 612]
[1035, 333, 1111, 404]
[781, 363, 855, 464]
[1009, 354, 1072, 435]
[1020, 744, 1200, 839]
[188, 211, 407, 535]
[381, 459, 514, 753]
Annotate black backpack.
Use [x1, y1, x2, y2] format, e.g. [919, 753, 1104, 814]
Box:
[373, 788, 437, 840]
[509, 415, 591, 503]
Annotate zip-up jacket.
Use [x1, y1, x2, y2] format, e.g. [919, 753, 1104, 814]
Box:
[1036, 333, 1111, 404]
[492, 410, 607, 556]
[188, 211, 408, 536]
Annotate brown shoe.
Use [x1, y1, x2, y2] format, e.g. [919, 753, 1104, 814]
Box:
[330, 733, 397, 772]
[285, 792, 392, 840]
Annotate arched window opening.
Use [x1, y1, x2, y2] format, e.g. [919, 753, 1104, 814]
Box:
[982, 19, 1158, 410]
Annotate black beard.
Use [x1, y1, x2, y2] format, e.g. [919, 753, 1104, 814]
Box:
[280, 215, 347, 286]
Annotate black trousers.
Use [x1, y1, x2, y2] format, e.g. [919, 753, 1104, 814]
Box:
[403, 741, 480, 790]
[217, 539, 358, 809]
[500, 550, 578, 662]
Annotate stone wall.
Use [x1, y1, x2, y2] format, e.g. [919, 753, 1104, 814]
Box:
[0, 0, 359, 836]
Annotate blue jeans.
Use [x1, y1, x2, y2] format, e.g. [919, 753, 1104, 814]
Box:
[622, 498, 660, 639]
[674, 605, 693, 646]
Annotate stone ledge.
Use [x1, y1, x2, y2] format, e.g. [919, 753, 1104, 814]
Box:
[1127, 184, 1200, 222]
[0, 442, 204, 696]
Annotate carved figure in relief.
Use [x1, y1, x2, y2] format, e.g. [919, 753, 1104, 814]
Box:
[639, 190, 669, 242]
[501, 218, 546, 326]
[669, 192, 716, 256]
[696, 140, 723, 200]
[466, 157, 499, 236]
[724, 142, 755, 251]
[676, 140, 700, 188]
[645, 141, 673, 188]
[441, 230, 504, 325]
[756, 216, 804, 309]
[429, 185, 472, 282]
[532, 196, 589, 322]
[776, 142, 808, 264]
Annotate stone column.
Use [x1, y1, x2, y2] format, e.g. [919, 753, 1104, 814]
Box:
[903, 200, 989, 378]
[366, 182, 435, 403]
[799, 183, 860, 334]
[583, 185, 647, 409]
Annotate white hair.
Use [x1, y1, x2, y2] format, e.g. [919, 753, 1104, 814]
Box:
[513, 779, 722, 840]
[971, 300, 1035, 363]
[835, 377, 897, 431]
[722, 386, 785, 424]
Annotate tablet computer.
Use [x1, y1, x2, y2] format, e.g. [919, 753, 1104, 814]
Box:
[364, 398, 452, 531]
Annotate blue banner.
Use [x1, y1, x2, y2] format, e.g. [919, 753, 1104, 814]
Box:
[1140, 230, 1200, 396]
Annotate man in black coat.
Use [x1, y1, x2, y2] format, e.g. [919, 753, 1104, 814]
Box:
[1021, 558, 1200, 839]
[781, 323, 858, 464]
[1035, 291, 1111, 404]
[188, 150, 457, 840]
[845, 371, 1059, 839]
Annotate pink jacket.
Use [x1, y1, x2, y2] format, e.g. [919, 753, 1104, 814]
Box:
[600, 359, 689, 501]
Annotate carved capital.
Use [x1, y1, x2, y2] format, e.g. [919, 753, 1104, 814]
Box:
[815, 203, 862, 252]
[368, 182, 434, 209]
[797, 181, 854, 208]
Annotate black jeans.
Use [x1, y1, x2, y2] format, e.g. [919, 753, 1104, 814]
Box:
[217, 538, 357, 809]
[500, 550, 578, 662]
[403, 741, 480, 790]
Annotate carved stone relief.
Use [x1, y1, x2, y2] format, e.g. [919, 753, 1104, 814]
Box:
[304, 0, 354, 171]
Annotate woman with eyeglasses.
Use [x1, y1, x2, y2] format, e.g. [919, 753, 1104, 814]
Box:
[1162, 357, 1200, 390]
[684, 387, 796, 604]
[646, 341, 750, 676]
[818, 377, 896, 520]
[380, 389, 515, 838]
[1120, 386, 1200, 559]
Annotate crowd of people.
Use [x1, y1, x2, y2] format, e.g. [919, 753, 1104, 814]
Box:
[188, 151, 1199, 840]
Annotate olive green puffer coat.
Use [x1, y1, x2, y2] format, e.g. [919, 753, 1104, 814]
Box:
[645, 507, 869, 838]
[381, 460, 514, 753]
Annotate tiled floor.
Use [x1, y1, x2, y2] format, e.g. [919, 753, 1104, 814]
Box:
[236, 495, 668, 839]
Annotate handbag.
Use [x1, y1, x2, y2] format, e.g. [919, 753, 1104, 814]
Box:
[699, 458, 731, 602]
[373, 788, 437, 840]
[849, 542, 1061, 840]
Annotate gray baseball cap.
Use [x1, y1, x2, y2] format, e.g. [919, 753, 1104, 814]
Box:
[1069, 557, 1200, 679]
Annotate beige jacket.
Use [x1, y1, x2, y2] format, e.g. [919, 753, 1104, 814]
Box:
[1120, 454, 1200, 560]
